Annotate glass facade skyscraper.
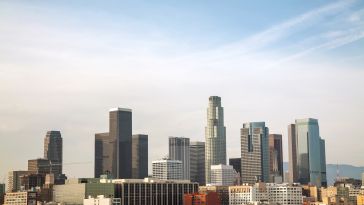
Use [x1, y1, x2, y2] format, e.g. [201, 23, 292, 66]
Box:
[205, 96, 226, 184]
[169, 137, 190, 180]
[288, 118, 327, 187]
[240, 122, 270, 183]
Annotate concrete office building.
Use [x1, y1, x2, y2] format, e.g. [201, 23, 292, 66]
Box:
[190, 141, 205, 185]
[3, 191, 38, 205]
[7, 171, 35, 192]
[205, 96, 226, 184]
[240, 122, 270, 183]
[169, 137, 190, 180]
[267, 183, 303, 205]
[210, 164, 237, 186]
[269, 134, 283, 182]
[44, 131, 63, 177]
[95, 108, 132, 179]
[288, 118, 327, 187]
[152, 159, 183, 180]
[131, 134, 148, 179]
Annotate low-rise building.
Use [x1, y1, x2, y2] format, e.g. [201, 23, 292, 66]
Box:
[199, 186, 229, 205]
[183, 192, 219, 205]
[3, 191, 38, 205]
[83, 195, 121, 205]
[267, 183, 302, 205]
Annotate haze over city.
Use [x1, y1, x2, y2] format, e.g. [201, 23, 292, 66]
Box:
[1, 0, 364, 183]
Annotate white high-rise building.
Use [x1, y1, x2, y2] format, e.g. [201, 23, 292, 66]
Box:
[210, 164, 236, 186]
[152, 159, 183, 180]
[169, 137, 190, 180]
[205, 96, 226, 184]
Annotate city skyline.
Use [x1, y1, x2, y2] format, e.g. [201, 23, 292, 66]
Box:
[1, 0, 364, 181]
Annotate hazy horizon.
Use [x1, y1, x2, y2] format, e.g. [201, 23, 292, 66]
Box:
[1, 0, 364, 182]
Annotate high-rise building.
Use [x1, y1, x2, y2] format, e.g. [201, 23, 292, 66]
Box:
[95, 108, 132, 179]
[269, 134, 283, 181]
[0, 183, 5, 205]
[288, 118, 327, 187]
[7, 171, 35, 192]
[152, 159, 183, 180]
[169, 137, 190, 180]
[190, 141, 205, 185]
[240, 122, 270, 183]
[44, 131, 62, 177]
[28, 158, 51, 175]
[229, 158, 241, 177]
[205, 96, 226, 184]
[131, 134, 148, 179]
[210, 165, 237, 186]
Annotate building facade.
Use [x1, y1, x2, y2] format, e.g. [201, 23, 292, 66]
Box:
[205, 96, 227, 184]
[28, 158, 51, 175]
[183, 192, 219, 205]
[169, 137, 190, 180]
[190, 141, 205, 185]
[44, 131, 63, 177]
[210, 164, 237, 186]
[7, 171, 35, 192]
[152, 159, 183, 180]
[266, 183, 303, 205]
[229, 158, 241, 178]
[199, 186, 229, 205]
[240, 122, 270, 183]
[288, 118, 327, 187]
[95, 108, 133, 179]
[269, 134, 283, 182]
[3, 191, 38, 205]
[131, 134, 148, 179]
[84, 195, 121, 205]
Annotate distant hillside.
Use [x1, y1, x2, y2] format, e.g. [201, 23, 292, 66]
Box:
[283, 162, 364, 185]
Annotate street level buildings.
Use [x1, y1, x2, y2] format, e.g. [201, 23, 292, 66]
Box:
[152, 159, 183, 180]
[169, 137, 190, 180]
[183, 192, 219, 205]
[95, 108, 132, 179]
[240, 122, 270, 183]
[190, 141, 205, 185]
[205, 96, 227, 184]
[131, 134, 148, 179]
[288, 118, 327, 187]
[3, 191, 38, 205]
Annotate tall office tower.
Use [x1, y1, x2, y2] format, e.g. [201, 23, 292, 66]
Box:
[28, 158, 51, 175]
[131, 134, 148, 179]
[229, 158, 242, 176]
[190, 141, 205, 185]
[240, 122, 270, 184]
[94, 108, 132, 179]
[288, 118, 327, 187]
[44, 131, 63, 176]
[269, 134, 283, 181]
[169, 137, 190, 180]
[152, 159, 183, 180]
[205, 96, 227, 184]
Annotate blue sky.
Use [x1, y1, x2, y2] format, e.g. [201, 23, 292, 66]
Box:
[0, 0, 364, 180]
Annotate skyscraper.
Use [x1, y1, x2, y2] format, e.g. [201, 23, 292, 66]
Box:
[269, 134, 283, 181]
[190, 141, 205, 185]
[94, 108, 132, 179]
[240, 122, 270, 183]
[288, 118, 327, 187]
[44, 131, 62, 176]
[131, 134, 148, 179]
[205, 96, 226, 184]
[169, 137, 190, 180]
